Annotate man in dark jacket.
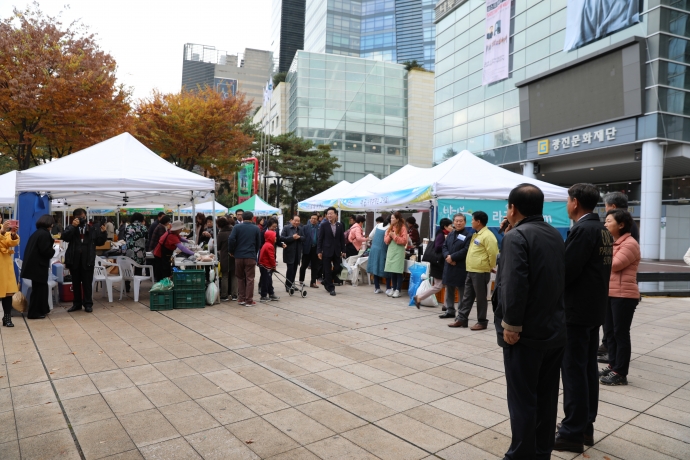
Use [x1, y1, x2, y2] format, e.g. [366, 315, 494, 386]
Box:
[555, 183, 613, 453]
[299, 213, 321, 288]
[280, 215, 303, 291]
[146, 212, 165, 251]
[439, 213, 474, 320]
[228, 211, 261, 306]
[494, 184, 566, 460]
[63, 208, 108, 313]
[318, 207, 346, 296]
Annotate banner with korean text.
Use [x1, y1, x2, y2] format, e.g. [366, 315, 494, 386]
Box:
[437, 199, 570, 228]
[482, 0, 511, 86]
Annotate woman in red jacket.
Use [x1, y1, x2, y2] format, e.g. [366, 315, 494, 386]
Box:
[600, 209, 640, 386]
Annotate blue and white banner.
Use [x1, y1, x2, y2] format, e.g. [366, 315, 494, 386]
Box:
[563, 0, 641, 52]
[339, 186, 434, 211]
[437, 199, 570, 228]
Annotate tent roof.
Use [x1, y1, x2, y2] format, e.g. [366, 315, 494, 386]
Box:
[432, 151, 569, 201]
[228, 195, 281, 215]
[15, 133, 215, 207]
[337, 151, 569, 210]
[297, 180, 351, 211]
[0, 171, 16, 206]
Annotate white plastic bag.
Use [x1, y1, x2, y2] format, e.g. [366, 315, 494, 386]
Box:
[416, 278, 439, 307]
[206, 282, 218, 305]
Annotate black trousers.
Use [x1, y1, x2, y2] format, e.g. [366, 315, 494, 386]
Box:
[259, 266, 274, 297]
[28, 281, 50, 319]
[604, 297, 638, 377]
[285, 260, 299, 289]
[70, 265, 94, 308]
[299, 248, 319, 284]
[503, 343, 564, 460]
[321, 253, 341, 293]
[456, 272, 491, 325]
[558, 324, 600, 443]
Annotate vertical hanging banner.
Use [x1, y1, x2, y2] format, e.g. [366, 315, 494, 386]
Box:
[237, 163, 254, 203]
[482, 0, 511, 86]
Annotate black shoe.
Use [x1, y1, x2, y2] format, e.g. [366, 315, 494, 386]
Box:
[438, 313, 455, 319]
[597, 353, 609, 363]
[220, 297, 229, 302]
[67, 306, 82, 312]
[597, 343, 607, 356]
[84, 306, 93, 313]
[600, 372, 627, 386]
[260, 296, 270, 302]
[598, 366, 613, 377]
[330, 290, 336, 296]
[553, 433, 584, 453]
[2, 314, 13, 327]
[555, 424, 593, 447]
[269, 295, 280, 301]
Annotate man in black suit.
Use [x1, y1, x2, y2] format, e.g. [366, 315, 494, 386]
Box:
[555, 184, 612, 453]
[299, 213, 321, 288]
[494, 184, 566, 460]
[280, 215, 303, 291]
[62, 208, 108, 313]
[317, 206, 346, 296]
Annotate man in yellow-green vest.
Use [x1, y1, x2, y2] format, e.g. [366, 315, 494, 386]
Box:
[449, 211, 499, 331]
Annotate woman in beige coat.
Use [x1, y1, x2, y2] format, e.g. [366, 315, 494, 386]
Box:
[600, 209, 640, 386]
[0, 218, 19, 327]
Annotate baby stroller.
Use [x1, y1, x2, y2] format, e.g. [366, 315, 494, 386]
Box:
[259, 265, 308, 298]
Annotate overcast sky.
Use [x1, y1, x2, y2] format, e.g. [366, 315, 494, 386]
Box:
[1, 0, 273, 100]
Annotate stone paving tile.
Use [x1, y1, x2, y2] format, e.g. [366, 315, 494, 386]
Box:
[3, 278, 690, 458]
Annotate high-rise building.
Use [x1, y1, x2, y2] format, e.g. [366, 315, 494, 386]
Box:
[181, 44, 274, 109]
[271, 0, 306, 73]
[432, 0, 690, 260]
[303, 0, 437, 70]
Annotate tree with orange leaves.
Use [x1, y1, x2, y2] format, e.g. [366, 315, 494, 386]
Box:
[133, 86, 255, 181]
[0, 4, 131, 171]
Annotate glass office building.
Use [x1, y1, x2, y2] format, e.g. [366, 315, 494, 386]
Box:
[287, 51, 408, 181]
[304, 0, 437, 70]
[432, 0, 690, 261]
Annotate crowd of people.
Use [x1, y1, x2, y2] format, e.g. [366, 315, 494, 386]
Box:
[1, 184, 645, 459]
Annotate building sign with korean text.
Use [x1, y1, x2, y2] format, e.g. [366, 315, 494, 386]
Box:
[526, 118, 637, 159]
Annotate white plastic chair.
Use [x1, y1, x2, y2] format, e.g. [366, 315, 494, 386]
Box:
[342, 255, 361, 286]
[92, 264, 123, 303]
[117, 257, 154, 302]
[15, 259, 58, 309]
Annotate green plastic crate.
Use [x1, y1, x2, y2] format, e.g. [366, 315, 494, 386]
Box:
[173, 289, 205, 309]
[172, 270, 205, 290]
[149, 290, 174, 311]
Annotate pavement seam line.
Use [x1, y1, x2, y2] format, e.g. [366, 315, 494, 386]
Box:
[156, 307, 450, 459]
[1, 320, 23, 458]
[22, 315, 86, 460]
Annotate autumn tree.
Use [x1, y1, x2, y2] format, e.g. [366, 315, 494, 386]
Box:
[0, 4, 131, 170]
[133, 86, 255, 181]
[268, 133, 339, 215]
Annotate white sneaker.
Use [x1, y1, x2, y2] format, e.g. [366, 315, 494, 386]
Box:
[374, 288, 381, 294]
[385, 289, 393, 296]
[392, 290, 401, 298]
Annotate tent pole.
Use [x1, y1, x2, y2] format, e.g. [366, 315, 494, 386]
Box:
[211, 193, 218, 306]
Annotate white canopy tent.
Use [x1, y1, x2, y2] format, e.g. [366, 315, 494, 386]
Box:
[15, 132, 220, 263]
[15, 133, 215, 207]
[297, 180, 351, 211]
[338, 150, 569, 211]
[0, 171, 16, 207]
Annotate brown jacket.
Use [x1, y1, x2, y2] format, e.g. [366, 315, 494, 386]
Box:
[609, 233, 640, 299]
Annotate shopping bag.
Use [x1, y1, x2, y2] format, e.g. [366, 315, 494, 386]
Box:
[151, 278, 174, 291]
[407, 263, 427, 306]
[206, 282, 218, 305]
[415, 278, 439, 307]
[12, 291, 27, 313]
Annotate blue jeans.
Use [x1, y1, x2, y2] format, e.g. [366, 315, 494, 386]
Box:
[374, 275, 391, 290]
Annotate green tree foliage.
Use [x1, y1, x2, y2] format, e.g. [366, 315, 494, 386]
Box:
[272, 71, 287, 88]
[269, 133, 339, 215]
[402, 60, 426, 71]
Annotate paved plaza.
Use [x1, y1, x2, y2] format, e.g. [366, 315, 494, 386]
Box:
[1, 273, 689, 460]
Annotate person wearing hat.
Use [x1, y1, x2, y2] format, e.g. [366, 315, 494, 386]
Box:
[152, 220, 194, 281]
